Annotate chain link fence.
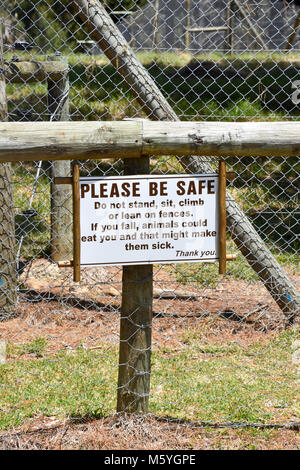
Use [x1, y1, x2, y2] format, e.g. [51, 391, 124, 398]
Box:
[0, 0, 299, 449]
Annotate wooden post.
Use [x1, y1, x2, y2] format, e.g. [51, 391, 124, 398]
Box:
[233, 0, 267, 50]
[286, 11, 300, 51]
[185, 0, 191, 51]
[117, 156, 153, 414]
[152, 0, 160, 50]
[0, 19, 17, 317]
[3, 120, 300, 160]
[3, 60, 68, 83]
[188, 27, 228, 33]
[72, 163, 80, 283]
[218, 159, 227, 275]
[226, 0, 234, 53]
[48, 54, 73, 263]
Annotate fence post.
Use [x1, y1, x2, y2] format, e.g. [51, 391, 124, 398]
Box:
[152, 0, 160, 50]
[226, 0, 234, 53]
[117, 156, 153, 414]
[219, 159, 227, 275]
[48, 54, 72, 262]
[185, 0, 191, 51]
[0, 21, 17, 317]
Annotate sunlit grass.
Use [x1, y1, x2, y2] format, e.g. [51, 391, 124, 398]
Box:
[0, 329, 298, 430]
[13, 164, 51, 258]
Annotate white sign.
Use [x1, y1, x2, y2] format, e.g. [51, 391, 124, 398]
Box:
[79, 174, 219, 267]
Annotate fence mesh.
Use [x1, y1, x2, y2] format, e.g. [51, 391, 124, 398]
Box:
[0, 0, 299, 449]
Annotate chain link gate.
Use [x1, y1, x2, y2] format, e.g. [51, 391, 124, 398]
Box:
[0, 0, 299, 449]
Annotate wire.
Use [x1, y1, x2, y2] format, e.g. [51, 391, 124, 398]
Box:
[16, 86, 69, 264]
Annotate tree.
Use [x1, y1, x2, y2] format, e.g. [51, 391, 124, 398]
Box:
[0, 24, 17, 317]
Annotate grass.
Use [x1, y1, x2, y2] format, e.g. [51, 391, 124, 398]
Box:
[6, 50, 300, 122]
[0, 345, 117, 430]
[172, 255, 259, 288]
[5, 50, 300, 67]
[7, 337, 48, 359]
[0, 328, 299, 431]
[148, 327, 299, 424]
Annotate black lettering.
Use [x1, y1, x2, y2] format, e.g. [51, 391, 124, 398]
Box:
[121, 182, 131, 197]
[110, 183, 120, 197]
[149, 181, 158, 196]
[99, 183, 108, 198]
[80, 184, 90, 199]
[176, 180, 185, 195]
[208, 180, 215, 194]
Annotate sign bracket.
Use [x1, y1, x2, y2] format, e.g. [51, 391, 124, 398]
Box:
[55, 163, 81, 282]
[72, 163, 81, 282]
[218, 158, 227, 275]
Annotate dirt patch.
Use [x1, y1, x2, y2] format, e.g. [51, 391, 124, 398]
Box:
[0, 297, 287, 360]
[17, 259, 299, 329]
[1, 259, 298, 356]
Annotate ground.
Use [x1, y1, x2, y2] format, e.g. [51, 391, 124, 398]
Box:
[0, 260, 299, 450]
[0, 414, 299, 450]
[1, 259, 298, 354]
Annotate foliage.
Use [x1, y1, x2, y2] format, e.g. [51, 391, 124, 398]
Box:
[103, 0, 147, 13]
[4, 0, 147, 51]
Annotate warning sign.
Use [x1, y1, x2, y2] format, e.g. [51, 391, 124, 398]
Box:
[79, 174, 219, 266]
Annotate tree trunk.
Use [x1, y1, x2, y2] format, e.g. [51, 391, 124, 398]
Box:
[0, 24, 17, 318]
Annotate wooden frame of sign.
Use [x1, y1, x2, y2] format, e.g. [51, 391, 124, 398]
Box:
[218, 159, 227, 275]
[55, 158, 230, 282]
[54, 162, 81, 282]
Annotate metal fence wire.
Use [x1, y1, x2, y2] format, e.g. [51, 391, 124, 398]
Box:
[0, 0, 299, 448]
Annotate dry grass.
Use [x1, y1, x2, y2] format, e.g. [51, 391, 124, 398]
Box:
[0, 414, 299, 450]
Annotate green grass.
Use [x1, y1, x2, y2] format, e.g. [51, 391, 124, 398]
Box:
[0, 346, 117, 430]
[6, 50, 300, 122]
[172, 257, 259, 287]
[0, 329, 298, 430]
[7, 337, 48, 359]
[151, 327, 300, 423]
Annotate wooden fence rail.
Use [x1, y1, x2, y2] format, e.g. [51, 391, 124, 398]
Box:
[1, 120, 300, 162]
[3, 60, 67, 83]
